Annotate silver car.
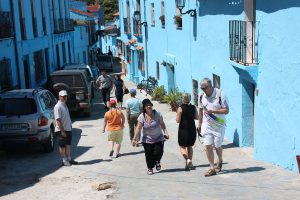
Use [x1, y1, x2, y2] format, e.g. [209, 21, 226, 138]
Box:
[0, 88, 56, 152]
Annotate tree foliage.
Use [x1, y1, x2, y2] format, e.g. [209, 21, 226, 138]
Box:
[100, 0, 119, 21]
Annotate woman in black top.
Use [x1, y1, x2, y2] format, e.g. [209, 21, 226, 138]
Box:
[114, 74, 124, 108]
[176, 93, 198, 170]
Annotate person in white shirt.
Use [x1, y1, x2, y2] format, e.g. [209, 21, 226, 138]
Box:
[54, 90, 78, 166]
[198, 78, 229, 177]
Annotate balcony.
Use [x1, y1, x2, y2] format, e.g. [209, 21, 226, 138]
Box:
[229, 20, 258, 65]
[0, 11, 14, 40]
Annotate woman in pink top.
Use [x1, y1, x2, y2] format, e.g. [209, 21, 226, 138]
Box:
[102, 100, 125, 158]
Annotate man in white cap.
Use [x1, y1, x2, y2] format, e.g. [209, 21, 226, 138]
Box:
[54, 90, 78, 166]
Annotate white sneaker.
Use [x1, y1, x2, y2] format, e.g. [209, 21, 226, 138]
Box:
[62, 160, 71, 166]
[187, 159, 193, 168]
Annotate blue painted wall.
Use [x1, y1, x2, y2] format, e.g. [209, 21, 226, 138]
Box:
[73, 25, 89, 64]
[118, 0, 300, 172]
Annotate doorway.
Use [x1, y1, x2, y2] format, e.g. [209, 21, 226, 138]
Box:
[242, 80, 255, 146]
[166, 63, 175, 93]
[23, 55, 30, 88]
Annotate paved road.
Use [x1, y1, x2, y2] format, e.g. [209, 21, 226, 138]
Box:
[1, 66, 300, 199]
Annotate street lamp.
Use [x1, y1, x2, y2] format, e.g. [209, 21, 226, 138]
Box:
[175, 0, 196, 17]
[133, 11, 147, 27]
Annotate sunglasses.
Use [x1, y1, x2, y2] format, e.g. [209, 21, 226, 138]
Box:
[201, 86, 209, 91]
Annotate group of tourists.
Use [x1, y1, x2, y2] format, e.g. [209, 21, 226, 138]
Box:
[54, 72, 229, 177]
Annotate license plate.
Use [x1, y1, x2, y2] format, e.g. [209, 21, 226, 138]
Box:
[0, 124, 22, 131]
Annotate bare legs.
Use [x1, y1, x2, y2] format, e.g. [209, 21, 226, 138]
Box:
[205, 145, 223, 169]
[180, 146, 194, 169]
[109, 141, 121, 156]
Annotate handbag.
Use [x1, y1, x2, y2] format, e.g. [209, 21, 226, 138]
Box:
[124, 87, 129, 94]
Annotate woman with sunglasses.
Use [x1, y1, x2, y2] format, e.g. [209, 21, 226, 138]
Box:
[132, 99, 169, 175]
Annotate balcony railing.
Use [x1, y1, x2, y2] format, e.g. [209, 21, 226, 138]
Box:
[0, 11, 14, 39]
[229, 20, 258, 65]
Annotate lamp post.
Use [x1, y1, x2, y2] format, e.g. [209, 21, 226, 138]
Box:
[175, 0, 197, 17]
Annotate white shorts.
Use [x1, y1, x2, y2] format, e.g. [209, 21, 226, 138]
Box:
[202, 128, 225, 148]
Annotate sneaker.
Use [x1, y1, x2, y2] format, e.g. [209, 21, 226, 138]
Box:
[204, 169, 216, 177]
[69, 159, 79, 165]
[215, 160, 223, 173]
[155, 162, 161, 171]
[109, 150, 114, 157]
[147, 169, 153, 175]
[187, 159, 193, 169]
[62, 160, 71, 166]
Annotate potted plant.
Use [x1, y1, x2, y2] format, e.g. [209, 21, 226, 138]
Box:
[173, 15, 182, 28]
[163, 88, 182, 111]
[159, 15, 165, 27]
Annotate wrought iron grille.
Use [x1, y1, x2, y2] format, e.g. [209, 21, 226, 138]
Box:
[0, 12, 13, 39]
[123, 18, 129, 33]
[0, 58, 12, 93]
[229, 20, 258, 65]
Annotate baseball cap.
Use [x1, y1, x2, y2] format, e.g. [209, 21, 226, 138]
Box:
[109, 99, 116, 105]
[142, 98, 153, 107]
[129, 88, 136, 95]
[59, 90, 68, 96]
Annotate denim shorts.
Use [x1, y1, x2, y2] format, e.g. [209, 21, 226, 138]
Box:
[57, 131, 72, 147]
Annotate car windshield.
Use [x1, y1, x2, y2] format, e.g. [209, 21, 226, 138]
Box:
[0, 98, 37, 116]
[51, 75, 73, 86]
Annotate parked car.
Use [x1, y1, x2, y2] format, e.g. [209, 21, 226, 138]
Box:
[0, 88, 56, 152]
[47, 70, 92, 116]
[97, 55, 113, 72]
[62, 64, 95, 98]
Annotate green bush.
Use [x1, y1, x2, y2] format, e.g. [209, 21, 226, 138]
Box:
[152, 85, 166, 102]
[163, 88, 182, 111]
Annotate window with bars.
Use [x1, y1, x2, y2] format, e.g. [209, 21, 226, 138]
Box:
[160, 1, 165, 28]
[138, 51, 144, 73]
[0, 58, 12, 93]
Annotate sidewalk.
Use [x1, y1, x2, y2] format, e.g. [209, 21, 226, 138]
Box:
[106, 77, 300, 199]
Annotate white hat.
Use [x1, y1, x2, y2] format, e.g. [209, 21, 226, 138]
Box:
[59, 90, 68, 96]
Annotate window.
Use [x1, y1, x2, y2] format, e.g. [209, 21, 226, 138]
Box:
[156, 61, 160, 80]
[34, 50, 45, 84]
[174, 7, 182, 29]
[134, 0, 141, 35]
[68, 40, 71, 63]
[126, 1, 131, 33]
[0, 98, 37, 116]
[62, 42, 66, 64]
[213, 74, 220, 89]
[0, 58, 12, 92]
[30, 0, 38, 37]
[18, 0, 26, 40]
[138, 50, 144, 73]
[160, 1, 165, 28]
[41, 0, 47, 35]
[56, 44, 60, 69]
[150, 3, 155, 27]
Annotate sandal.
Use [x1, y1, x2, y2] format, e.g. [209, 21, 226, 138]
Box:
[156, 162, 161, 171]
[204, 169, 216, 177]
[215, 160, 223, 173]
[147, 169, 153, 175]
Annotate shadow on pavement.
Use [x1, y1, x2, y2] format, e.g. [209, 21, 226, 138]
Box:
[77, 158, 112, 165]
[222, 142, 237, 149]
[0, 128, 90, 197]
[220, 166, 266, 174]
[159, 168, 188, 173]
[120, 150, 144, 157]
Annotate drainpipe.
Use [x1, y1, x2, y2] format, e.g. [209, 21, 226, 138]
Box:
[143, 0, 149, 82]
[9, 0, 21, 89]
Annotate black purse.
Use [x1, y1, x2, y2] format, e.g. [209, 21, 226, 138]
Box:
[124, 88, 129, 94]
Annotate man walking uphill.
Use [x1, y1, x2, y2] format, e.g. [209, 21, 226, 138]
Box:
[96, 70, 113, 110]
[198, 78, 229, 177]
[54, 90, 78, 166]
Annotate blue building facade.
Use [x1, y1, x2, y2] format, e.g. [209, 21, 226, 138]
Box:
[0, 0, 74, 91]
[116, 0, 300, 172]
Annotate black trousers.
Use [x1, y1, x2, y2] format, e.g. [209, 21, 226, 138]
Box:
[143, 141, 164, 169]
[101, 87, 110, 106]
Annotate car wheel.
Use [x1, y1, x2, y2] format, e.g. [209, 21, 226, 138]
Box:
[44, 127, 54, 152]
[53, 83, 70, 97]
